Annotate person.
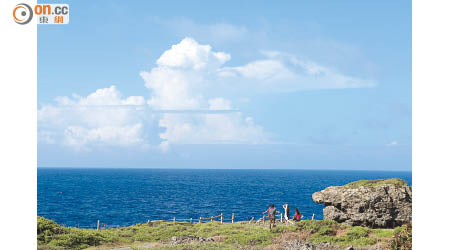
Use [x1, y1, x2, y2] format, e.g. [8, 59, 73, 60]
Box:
[293, 207, 302, 221]
[264, 204, 276, 229]
[263, 204, 277, 229]
[282, 204, 290, 224]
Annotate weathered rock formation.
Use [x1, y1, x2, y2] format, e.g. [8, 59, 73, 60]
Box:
[280, 240, 383, 250]
[312, 178, 412, 228]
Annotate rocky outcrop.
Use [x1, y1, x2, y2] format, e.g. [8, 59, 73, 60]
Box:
[280, 240, 384, 250]
[170, 235, 219, 245]
[280, 240, 342, 250]
[312, 179, 412, 228]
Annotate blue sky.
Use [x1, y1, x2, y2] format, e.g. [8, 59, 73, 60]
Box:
[37, 0, 411, 170]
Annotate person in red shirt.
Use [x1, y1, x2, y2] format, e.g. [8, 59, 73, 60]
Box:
[293, 207, 302, 221]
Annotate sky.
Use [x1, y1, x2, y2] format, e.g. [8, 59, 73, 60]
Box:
[37, 0, 411, 170]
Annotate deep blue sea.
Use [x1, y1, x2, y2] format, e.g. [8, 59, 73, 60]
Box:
[37, 168, 411, 228]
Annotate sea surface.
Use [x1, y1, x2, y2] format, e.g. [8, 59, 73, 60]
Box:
[38, 168, 411, 228]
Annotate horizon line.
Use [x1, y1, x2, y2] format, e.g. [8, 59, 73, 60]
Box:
[36, 166, 412, 172]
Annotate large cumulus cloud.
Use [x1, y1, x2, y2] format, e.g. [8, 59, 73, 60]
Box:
[38, 37, 375, 151]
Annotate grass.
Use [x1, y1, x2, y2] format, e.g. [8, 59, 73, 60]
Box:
[344, 178, 409, 189]
[295, 220, 339, 233]
[308, 225, 388, 247]
[37, 217, 407, 250]
[292, 221, 399, 247]
[152, 242, 237, 250]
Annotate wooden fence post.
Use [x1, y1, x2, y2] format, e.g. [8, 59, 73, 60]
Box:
[232, 213, 235, 223]
[199, 217, 202, 223]
[263, 215, 266, 224]
[280, 213, 283, 223]
[220, 213, 223, 224]
[190, 218, 193, 224]
[97, 220, 100, 231]
[173, 217, 176, 223]
[312, 213, 315, 221]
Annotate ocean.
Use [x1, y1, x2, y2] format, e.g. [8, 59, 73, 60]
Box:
[37, 168, 412, 228]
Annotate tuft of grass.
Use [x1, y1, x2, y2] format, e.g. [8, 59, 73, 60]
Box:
[393, 224, 407, 234]
[316, 226, 334, 236]
[344, 178, 409, 189]
[37, 216, 64, 245]
[351, 237, 377, 246]
[46, 229, 107, 250]
[346, 226, 370, 240]
[372, 228, 395, 238]
[190, 222, 276, 246]
[295, 220, 339, 234]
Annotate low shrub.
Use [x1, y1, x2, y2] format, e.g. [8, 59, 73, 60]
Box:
[37, 217, 64, 244]
[296, 220, 338, 234]
[346, 226, 370, 240]
[390, 222, 412, 250]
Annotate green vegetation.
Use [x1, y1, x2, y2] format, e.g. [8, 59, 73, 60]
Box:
[37, 217, 289, 250]
[344, 178, 409, 189]
[300, 222, 384, 247]
[372, 228, 398, 238]
[152, 242, 236, 250]
[38, 217, 114, 250]
[37, 216, 408, 250]
[295, 220, 339, 233]
[390, 223, 412, 250]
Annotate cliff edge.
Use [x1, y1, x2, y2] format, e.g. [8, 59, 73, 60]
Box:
[312, 178, 412, 228]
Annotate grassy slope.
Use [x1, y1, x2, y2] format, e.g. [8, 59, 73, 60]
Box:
[344, 178, 409, 189]
[37, 217, 409, 250]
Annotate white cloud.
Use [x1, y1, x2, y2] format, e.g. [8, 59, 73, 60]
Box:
[140, 38, 374, 150]
[208, 98, 232, 110]
[157, 37, 230, 70]
[63, 124, 144, 148]
[386, 141, 398, 146]
[217, 50, 376, 93]
[38, 86, 147, 150]
[220, 60, 288, 79]
[38, 37, 376, 151]
[141, 67, 202, 110]
[158, 113, 268, 146]
[141, 38, 231, 110]
[155, 17, 248, 44]
[140, 37, 269, 150]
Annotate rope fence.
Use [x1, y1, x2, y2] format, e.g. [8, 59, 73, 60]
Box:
[75, 212, 315, 230]
[165, 213, 235, 224]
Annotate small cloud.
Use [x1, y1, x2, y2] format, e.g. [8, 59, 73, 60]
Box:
[386, 141, 398, 146]
[156, 37, 230, 70]
[154, 17, 248, 44]
[218, 50, 376, 93]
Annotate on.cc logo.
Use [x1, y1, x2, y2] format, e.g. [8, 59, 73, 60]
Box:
[13, 3, 33, 25]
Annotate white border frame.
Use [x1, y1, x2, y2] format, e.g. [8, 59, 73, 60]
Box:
[0, 0, 36, 249]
